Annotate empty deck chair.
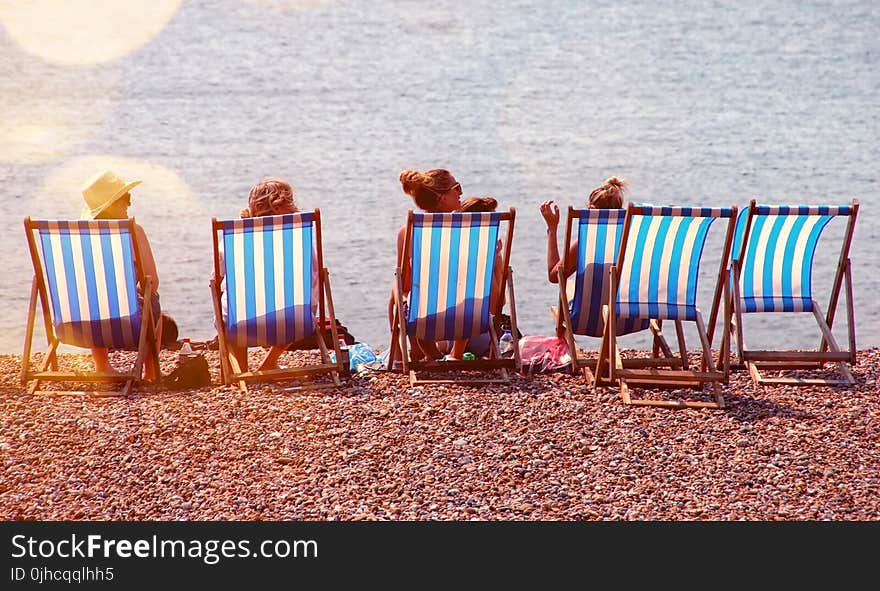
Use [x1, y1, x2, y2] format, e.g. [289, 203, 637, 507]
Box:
[553, 207, 682, 384]
[708, 199, 859, 386]
[597, 203, 737, 409]
[388, 209, 521, 386]
[21, 217, 160, 396]
[210, 211, 343, 392]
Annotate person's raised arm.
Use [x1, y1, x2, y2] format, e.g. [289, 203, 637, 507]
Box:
[540, 200, 578, 283]
[540, 200, 562, 283]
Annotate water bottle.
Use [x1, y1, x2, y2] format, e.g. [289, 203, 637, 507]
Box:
[499, 329, 513, 357]
[178, 338, 195, 362]
[338, 346, 352, 378]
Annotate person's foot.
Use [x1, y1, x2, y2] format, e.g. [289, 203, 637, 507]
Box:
[93, 362, 121, 375]
[143, 368, 161, 382]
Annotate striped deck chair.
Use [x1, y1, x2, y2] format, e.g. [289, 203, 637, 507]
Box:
[22, 217, 160, 396]
[210, 211, 343, 392]
[388, 209, 521, 386]
[554, 207, 683, 385]
[708, 199, 859, 387]
[596, 203, 737, 409]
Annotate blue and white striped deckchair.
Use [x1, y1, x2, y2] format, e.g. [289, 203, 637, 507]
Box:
[597, 203, 737, 409]
[709, 199, 859, 386]
[555, 207, 683, 384]
[389, 209, 520, 386]
[210, 211, 343, 391]
[22, 217, 160, 396]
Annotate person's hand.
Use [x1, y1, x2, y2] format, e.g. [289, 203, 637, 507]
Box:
[540, 200, 560, 228]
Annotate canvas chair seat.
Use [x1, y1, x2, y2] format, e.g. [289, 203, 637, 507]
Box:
[21, 218, 160, 396]
[708, 200, 859, 387]
[554, 207, 682, 385]
[210, 211, 343, 392]
[596, 203, 738, 409]
[388, 209, 521, 386]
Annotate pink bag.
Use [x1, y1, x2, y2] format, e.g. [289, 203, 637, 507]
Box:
[517, 335, 572, 374]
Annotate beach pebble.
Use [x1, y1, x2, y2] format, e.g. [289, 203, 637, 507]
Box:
[1, 348, 879, 521]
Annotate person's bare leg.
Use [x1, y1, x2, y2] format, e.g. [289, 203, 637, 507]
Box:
[450, 339, 468, 360]
[144, 356, 159, 381]
[417, 338, 444, 362]
[257, 346, 286, 371]
[226, 344, 249, 373]
[406, 335, 424, 362]
[92, 347, 113, 373]
[143, 319, 163, 381]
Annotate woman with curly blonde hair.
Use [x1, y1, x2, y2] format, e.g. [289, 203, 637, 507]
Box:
[217, 177, 312, 373]
[239, 177, 298, 218]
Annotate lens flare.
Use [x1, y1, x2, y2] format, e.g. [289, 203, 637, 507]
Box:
[34, 155, 197, 221]
[0, 0, 183, 66]
[245, 0, 335, 12]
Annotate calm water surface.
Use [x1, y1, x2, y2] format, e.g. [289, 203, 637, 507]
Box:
[1, 0, 877, 354]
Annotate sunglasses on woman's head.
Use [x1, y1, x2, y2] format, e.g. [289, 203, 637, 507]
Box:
[432, 182, 461, 195]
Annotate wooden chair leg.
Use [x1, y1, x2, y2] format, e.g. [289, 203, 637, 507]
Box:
[594, 307, 609, 386]
[695, 311, 724, 409]
[674, 320, 689, 371]
[812, 303, 855, 386]
[648, 319, 676, 360]
[486, 322, 509, 382]
[28, 340, 60, 395]
[844, 260, 856, 365]
[394, 270, 410, 374]
[209, 279, 232, 384]
[557, 271, 582, 378]
[315, 331, 341, 387]
[505, 268, 521, 373]
[21, 277, 38, 386]
[322, 268, 344, 380]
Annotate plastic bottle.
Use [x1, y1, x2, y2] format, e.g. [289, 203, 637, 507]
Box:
[338, 346, 352, 378]
[499, 329, 513, 357]
[178, 338, 195, 362]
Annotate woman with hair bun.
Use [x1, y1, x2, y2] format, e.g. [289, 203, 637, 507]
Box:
[398, 168, 463, 214]
[539, 176, 629, 283]
[391, 169, 505, 363]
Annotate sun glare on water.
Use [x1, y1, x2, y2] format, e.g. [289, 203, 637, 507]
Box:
[0, 0, 183, 66]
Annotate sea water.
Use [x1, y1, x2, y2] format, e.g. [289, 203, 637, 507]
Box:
[0, 0, 877, 354]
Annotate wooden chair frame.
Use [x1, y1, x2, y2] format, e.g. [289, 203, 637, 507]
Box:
[210, 210, 343, 393]
[387, 209, 522, 386]
[21, 217, 160, 397]
[596, 204, 737, 409]
[554, 206, 685, 386]
[709, 199, 859, 387]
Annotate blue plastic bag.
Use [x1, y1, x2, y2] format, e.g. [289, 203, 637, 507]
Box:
[331, 342, 379, 373]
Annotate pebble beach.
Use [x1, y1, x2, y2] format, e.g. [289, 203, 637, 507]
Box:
[1, 348, 878, 521]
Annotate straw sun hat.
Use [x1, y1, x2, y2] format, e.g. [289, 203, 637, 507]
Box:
[80, 170, 142, 220]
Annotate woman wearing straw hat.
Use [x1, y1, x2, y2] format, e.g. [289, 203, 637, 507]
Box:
[80, 170, 163, 380]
